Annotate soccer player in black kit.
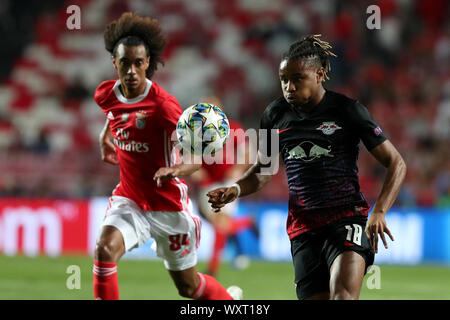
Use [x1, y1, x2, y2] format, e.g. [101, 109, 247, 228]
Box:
[207, 35, 407, 300]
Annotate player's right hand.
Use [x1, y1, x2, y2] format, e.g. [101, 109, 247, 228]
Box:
[153, 167, 178, 187]
[99, 137, 118, 165]
[207, 187, 238, 213]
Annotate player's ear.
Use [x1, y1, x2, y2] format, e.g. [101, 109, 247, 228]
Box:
[316, 67, 325, 83]
[111, 55, 118, 71]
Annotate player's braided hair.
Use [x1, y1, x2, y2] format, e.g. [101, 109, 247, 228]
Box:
[282, 34, 337, 81]
[104, 12, 167, 78]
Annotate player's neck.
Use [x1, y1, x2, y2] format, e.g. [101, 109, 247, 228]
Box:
[296, 87, 326, 112]
[119, 83, 146, 99]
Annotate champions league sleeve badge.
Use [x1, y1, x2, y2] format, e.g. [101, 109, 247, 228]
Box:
[374, 126, 383, 136]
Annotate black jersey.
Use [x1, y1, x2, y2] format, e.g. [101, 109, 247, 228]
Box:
[260, 90, 387, 239]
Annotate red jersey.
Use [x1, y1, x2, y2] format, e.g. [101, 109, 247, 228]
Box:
[200, 120, 246, 187]
[94, 79, 188, 212]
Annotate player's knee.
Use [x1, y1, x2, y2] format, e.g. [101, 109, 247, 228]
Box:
[176, 282, 198, 298]
[95, 241, 121, 262]
[330, 286, 357, 300]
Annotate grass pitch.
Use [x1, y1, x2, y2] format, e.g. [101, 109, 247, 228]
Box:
[0, 254, 449, 300]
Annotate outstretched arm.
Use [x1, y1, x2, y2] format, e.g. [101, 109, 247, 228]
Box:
[153, 153, 202, 187]
[365, 140, 407, 253]
[207, 152, 275, 212]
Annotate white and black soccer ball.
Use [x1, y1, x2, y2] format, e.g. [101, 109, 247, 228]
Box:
[176, 103, 230, 155]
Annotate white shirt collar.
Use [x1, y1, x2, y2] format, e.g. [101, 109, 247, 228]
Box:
[113, 78, 152, 104]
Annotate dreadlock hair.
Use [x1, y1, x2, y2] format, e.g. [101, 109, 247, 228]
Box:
[282, 34, 337, 81]
[104, 12, 167, 79]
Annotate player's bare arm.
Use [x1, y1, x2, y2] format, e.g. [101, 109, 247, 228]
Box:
[190, 167, 208, 183]
[153, 162, 202, 187]
[224, 141, 253, 181]
[207, 152, 275, 212]
[366, 139, 407, 253]
[99, 119, 119, 165]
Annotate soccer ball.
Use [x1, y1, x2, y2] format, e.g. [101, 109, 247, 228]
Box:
[176, 103, 230, 155]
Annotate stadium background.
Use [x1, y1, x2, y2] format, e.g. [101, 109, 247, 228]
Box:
[0, 0, 448, 299]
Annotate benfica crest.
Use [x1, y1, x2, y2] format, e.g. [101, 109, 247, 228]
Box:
[135, 111, 147, 129]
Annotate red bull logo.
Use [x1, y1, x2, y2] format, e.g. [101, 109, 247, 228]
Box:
[316, 122, 342, 135]
[286, 141, 333, 162]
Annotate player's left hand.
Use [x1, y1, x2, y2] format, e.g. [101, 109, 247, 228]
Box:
[365, 212, 394, 254]
[153, 167, 179, 187]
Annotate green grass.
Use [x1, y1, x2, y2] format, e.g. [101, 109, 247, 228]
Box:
[0, 254, 449, 300]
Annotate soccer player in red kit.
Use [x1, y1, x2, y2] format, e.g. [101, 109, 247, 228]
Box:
[93, 12, 241, 300]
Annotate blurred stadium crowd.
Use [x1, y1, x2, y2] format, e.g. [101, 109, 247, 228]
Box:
[0, 0, 448, 207]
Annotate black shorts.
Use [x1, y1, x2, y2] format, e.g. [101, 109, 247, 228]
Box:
[290, 215, 375, 300]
